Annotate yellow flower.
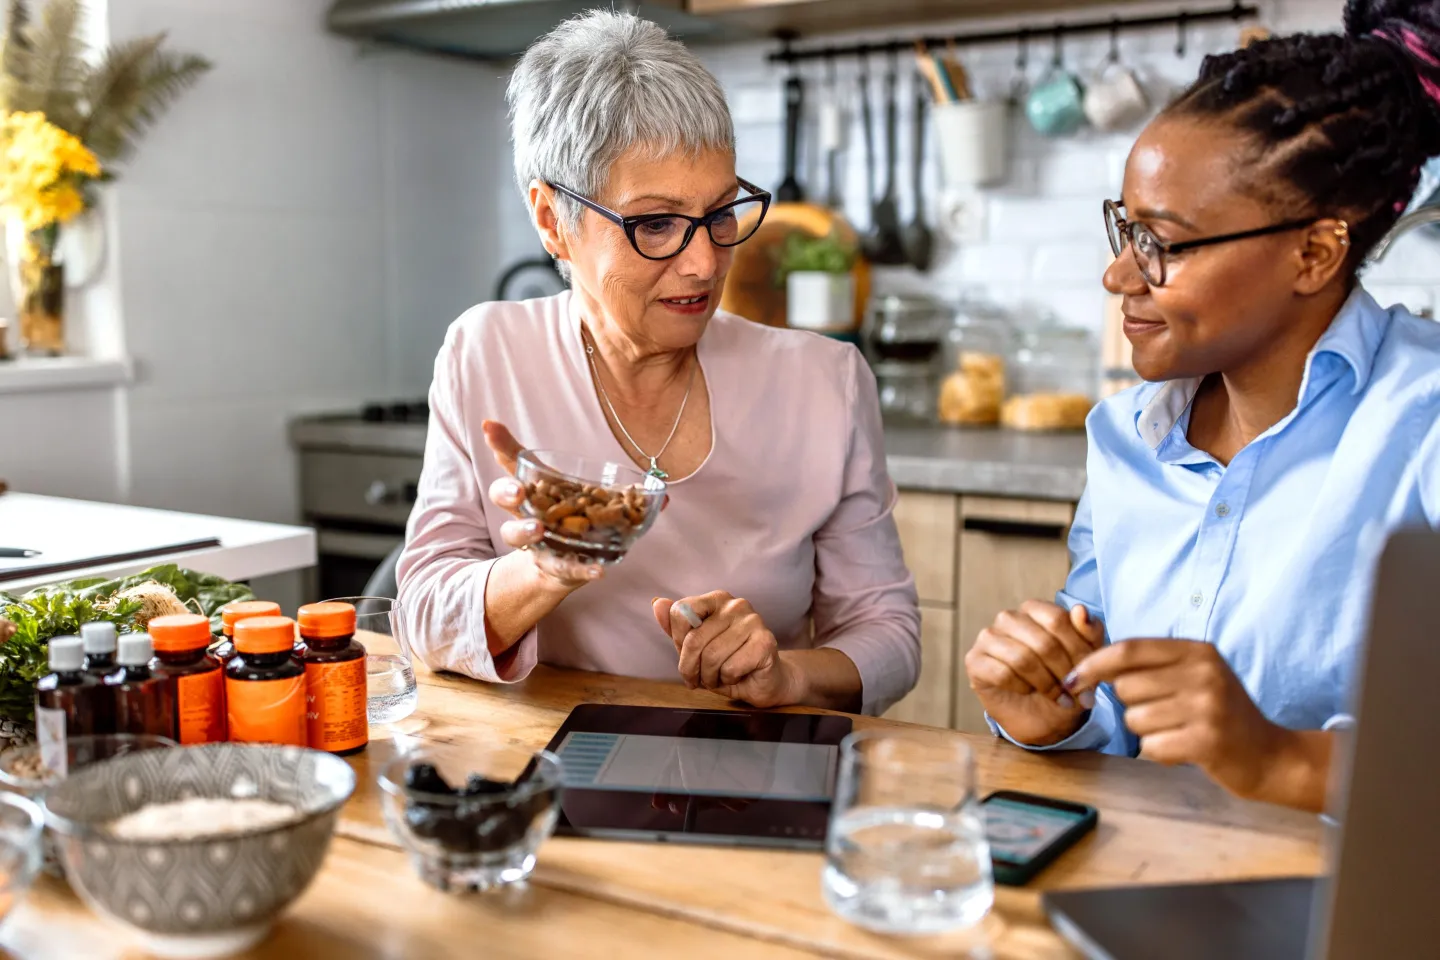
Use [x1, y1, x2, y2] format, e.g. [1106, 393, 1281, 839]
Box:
[0, 111, 103, 231]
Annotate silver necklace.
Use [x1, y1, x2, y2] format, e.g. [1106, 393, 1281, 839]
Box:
[583, 328, 697, 481]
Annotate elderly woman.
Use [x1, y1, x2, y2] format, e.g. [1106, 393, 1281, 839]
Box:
[396, 11, 920, 715]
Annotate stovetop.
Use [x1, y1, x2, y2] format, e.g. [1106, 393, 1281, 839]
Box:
[360, 400, 429, 424]
[290, 399, 430, 457]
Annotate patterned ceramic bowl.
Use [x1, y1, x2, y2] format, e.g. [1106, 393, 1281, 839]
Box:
[43, 744, 355, 959]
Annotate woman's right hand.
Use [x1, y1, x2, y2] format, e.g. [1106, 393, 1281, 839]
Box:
[965, 601, 1105, 747]
[482, 420, 604, 590]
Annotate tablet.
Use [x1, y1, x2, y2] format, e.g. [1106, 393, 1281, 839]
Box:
[543, 703, 853, 850]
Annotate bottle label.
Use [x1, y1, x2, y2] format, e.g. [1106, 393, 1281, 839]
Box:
[176, 670, 227, 744]
[305, 659, 368, 753]
[226, 676, 307, 747]
[36, 706, 66, 778]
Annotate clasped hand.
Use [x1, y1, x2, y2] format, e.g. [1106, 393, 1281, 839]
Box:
[651, 592, 798, 709]
[968, 602, 1293, 800]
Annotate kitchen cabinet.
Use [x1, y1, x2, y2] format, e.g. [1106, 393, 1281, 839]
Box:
[890, 490, 956, 605]
[884, 490, 1074, 734]
[882, 605, 953, 728]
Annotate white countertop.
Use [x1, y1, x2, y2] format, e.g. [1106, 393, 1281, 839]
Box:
[0, 493, 316, 594]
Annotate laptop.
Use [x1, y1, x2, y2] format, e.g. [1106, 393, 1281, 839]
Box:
[1043, 529, 1440, 960]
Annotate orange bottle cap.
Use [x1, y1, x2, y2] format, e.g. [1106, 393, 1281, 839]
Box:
[296, 602, 357, 639]
[221, 600, 283, 636]
[233, 616, 298, 655]
[149, 613, 213, 652]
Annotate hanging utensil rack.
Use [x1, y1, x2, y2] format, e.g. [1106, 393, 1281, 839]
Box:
[766, 1, 1258, 64]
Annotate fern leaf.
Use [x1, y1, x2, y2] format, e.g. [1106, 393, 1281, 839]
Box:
[15, 0, 84, 132]
[75, 33, 161, 150]
[81, 36, 210, 162]
[2, 0, 33, 79]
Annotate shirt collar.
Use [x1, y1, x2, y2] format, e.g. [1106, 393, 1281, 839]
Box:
[1135, 378, 1201, 449]
[1309, 285, 1389, 397]
[1132, 286, 1392, 450]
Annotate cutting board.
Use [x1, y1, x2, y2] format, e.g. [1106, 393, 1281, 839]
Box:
[720, 202, 871, 329]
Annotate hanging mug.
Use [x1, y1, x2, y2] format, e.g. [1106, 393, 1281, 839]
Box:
[1027, 30, 1086, 137]
[1026, 68, 1086, 136]
[1083, 62, 1149, 131]
[1084, 22, 1149, 132]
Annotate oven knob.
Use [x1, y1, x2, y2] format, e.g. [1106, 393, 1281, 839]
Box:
[364, 480, 399, 506]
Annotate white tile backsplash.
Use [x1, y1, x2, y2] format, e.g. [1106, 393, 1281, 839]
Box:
[697, 0, 1440, 330]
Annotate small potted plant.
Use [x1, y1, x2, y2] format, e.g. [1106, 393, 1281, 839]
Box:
[774, 230, 857, 333]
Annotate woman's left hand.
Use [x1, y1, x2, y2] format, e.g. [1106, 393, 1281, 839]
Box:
[1063, 639, 1292, 800]
[650, 592, 801, 709]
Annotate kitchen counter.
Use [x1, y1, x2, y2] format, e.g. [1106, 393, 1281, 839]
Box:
[7, 646, 1320, 958]
[884, 424, 1089, 501]
[0, 493, 316, 594]
[292, 415, 1090, 502]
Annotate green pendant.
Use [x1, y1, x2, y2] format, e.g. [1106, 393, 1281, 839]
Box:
[647, 459, 669, 481]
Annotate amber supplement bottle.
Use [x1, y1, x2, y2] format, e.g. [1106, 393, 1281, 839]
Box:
[216, 600, 282, 664]
[108, 633, 175, 737]
[226, 616, 306, 747]
[149, 614, 227, 744]
[35, 636, 107, 775]
[79, 621, 119, 731]
[296, 602, 368, 756]
[81, 621, 119, 680]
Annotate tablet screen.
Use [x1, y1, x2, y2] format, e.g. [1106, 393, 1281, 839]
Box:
[556, 732, 838, 802]
[544, 704, 853, 850]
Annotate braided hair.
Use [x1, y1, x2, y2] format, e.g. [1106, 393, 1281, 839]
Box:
[1166, 0, 1440, 267]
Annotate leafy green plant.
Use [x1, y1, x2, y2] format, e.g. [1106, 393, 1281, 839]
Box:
[773, 230, 857, 288]
[0, 565, 253, 724]
[0, 591, 139, 722]
[0, 0, 211, 167]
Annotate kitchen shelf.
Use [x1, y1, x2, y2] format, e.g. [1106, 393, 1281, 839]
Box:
[687, 0, 1153, 40]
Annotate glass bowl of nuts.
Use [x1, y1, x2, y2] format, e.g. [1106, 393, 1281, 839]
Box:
[516, 450, 667, 564]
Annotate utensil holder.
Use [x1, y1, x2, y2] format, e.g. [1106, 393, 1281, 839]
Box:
[933, 100, 1009, 188]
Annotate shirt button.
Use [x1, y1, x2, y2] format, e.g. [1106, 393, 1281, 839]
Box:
[1215, 502, 1231, 518]
[1190, 592, 1203, 607]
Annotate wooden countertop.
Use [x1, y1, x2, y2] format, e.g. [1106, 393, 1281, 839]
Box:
[2, 651, 1324, 959]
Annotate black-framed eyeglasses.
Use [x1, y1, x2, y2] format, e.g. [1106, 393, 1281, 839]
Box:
[546, 177, 771, 261]
[1104, 199, 1319, 287]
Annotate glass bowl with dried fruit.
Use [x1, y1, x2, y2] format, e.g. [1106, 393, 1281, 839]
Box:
[515, 450, 667, 565]
[378, 742, 562, 893]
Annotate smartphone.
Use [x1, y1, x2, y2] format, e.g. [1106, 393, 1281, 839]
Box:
[981, 790, 1099, 886]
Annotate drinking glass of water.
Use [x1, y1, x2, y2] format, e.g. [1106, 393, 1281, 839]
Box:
[822, 730, 993, 935]
[324, 596, 418, 725]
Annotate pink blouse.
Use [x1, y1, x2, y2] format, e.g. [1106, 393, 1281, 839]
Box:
[396, 292, 920, 715]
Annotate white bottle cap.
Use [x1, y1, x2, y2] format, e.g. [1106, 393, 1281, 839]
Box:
[80, 621, 117, 654]
[49, 636, 83, 672]
[117, 633, 154, 667]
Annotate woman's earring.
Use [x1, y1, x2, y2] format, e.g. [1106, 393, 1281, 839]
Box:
[1335, 221, 1351, 247]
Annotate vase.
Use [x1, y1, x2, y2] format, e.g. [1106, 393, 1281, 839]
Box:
[6, 224, 65, 356]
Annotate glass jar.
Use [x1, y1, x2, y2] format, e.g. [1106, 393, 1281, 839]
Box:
[938, 300, 1011, 426]
[874, 360, 938, 423]
[1004, 326, 1098, 431]
[864, 294, 948, 364]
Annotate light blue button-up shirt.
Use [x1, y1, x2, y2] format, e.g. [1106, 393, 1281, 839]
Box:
[996, 288, 1440, 756]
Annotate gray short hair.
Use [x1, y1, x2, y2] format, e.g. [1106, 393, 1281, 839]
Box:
[507, 9, 735, 241]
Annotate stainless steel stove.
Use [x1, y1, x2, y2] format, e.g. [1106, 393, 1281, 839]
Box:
[289, 401, 429, 599]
